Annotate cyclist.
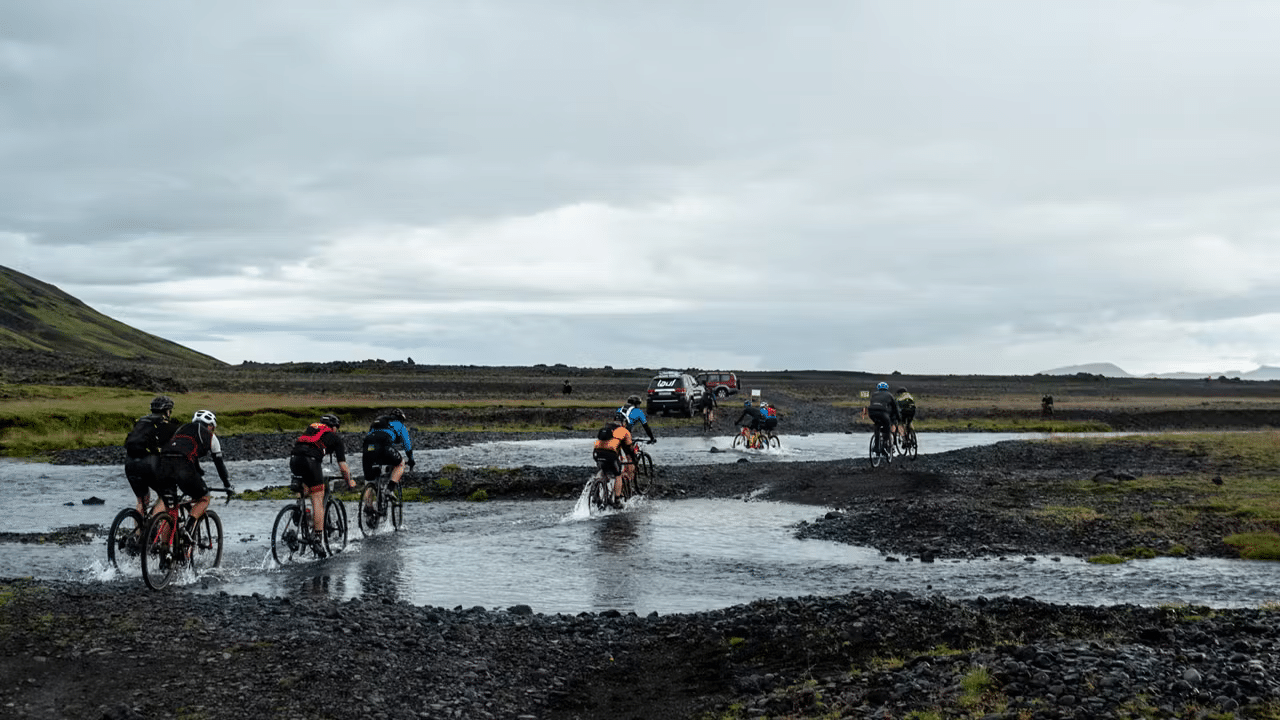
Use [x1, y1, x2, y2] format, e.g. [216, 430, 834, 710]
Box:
[153, 410, 233, 532]
[362, 408, 415, 491]
[290, 414, 356, 557]
[895, 387, 917, 438]
[759, 401, 779, 437]
[592, 421, 637, 505]
[614, 395, 657, 444]
[733, 399, 762, 434]
[866, 382, 900, 457]
[695, 388, 718, 427]
[123, 395, 181, 517]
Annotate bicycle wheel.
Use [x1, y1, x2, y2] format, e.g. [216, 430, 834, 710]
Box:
[191, 510, 224, 571]
[731, 432, 745, 449]
[390, 483, 404, 530]
[141, 513, 178, 590]
[107, 508, 145, 570]
[588, 475, 612, 512]
[635, 450, 654, 479]
[358, 485, 382, 535]
[632, 464, 651, 495]
[271, 505, 304, 564]
[869, 434, 883, 468]
[768, 433, 781, 449]
[324, 498, 348, 553]
[903, 427, 918, 460]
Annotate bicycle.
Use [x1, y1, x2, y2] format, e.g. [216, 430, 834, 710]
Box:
[272, 476, 349, 563]
[868, 426, 896, 468]
[358, 464, 404, 535]
[587, 450, 646, 512]
[140, 487, 229, 590]
[732, 426, 769, 450]
[898, 422, 918, 460]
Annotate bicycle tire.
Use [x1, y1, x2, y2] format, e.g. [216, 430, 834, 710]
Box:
[271, 505, 303, 564]
[107, 508, 145, 570]
[588, 475, 612, 512]
[390, 483, 404, 530]
[358, 485, 382, 536]
[191, 510, 224, 571]
[635, 451, 654, 479]
[903, 427, 918, 460]
[141, 513, 178, 590]
[869, 434, 883, 468]
[731, 432, 745, 449]
[324, 498, 348, 553]
[632, 465, 651, 495]
[768, 433, 781, 449]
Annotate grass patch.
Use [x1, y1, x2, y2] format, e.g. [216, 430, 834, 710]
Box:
[1087, 554, 1127, 564]
[1224, 532, 1280, 560]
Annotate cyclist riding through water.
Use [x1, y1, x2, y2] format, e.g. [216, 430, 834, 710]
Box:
[123, 395, 181, 517]
[614, 395, 657, 444]
[152, 410, 233, 531]
[592, 421, 638, 506]
[734, 399, 762, 434]
[759, 401, 779, 435]
[289, 414, 356, 558]
[362, 408, 415, 490]
[866, 382, 901, 456]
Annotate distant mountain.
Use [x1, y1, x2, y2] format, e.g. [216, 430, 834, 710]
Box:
[1040, 360, 1280, 381]
[1039, 363, 1133, 378]
[0, 265, 224, 366]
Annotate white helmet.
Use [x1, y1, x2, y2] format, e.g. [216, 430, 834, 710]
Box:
[192, 409, 217, 427]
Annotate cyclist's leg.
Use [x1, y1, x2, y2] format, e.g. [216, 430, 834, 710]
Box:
[174, 465, 211, 524]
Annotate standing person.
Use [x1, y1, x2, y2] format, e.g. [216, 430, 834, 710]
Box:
[592, 421, 638, 506]
[866, 382, 900, 456]
[562, 380, 573, 395]
[289, 414, 356, 557]
[123, 395, 182, 516]
[696, 388, 718, 429]
[614, 395, 657, 444]
[361, 408, 415, 490]
[153, 410, 233, 530]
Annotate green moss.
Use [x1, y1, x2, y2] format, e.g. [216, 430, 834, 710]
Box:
[1087, 554, 1127, 564]
[467, 488, 489, 502]
[1225, 532, 1280, 560]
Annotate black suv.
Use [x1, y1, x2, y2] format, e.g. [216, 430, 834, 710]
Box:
[694, 371, 739, 398]
[645, 371, 707, 418]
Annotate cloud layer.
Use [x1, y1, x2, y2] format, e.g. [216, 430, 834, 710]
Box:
[5, 1, 1280, 374]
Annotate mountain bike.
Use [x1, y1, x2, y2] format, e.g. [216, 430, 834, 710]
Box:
[358, 464, 403, 535]
[732, 426, 768, 450]
[140, 487, 229, 590]
[898, 422, 918, 460]
[631, 440, 654, 484]
[588, 451, 645, 511]
[272, 476, 348, 563]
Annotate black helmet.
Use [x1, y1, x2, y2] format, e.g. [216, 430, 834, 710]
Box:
[320, 414, 341, 429]
[626, 395, 641, 406]
[150, 395, 174, 413]
[897, 387, 908, 394]
[389, 408, 406, 421]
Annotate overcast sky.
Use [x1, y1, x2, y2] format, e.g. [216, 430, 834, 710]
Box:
[5, 1, 1280, 375]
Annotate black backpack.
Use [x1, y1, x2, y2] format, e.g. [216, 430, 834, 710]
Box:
[124, 415, 163, 459]
[596, 423, 619, 441]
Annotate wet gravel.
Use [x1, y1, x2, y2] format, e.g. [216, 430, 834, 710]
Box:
[10, 390, 1280, 718]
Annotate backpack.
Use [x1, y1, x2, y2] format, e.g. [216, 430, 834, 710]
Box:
[764, 406, 778, 418]
[124, 415, 164, 459]
[614, 407, 632, 426]
[597, 423, 619, 441]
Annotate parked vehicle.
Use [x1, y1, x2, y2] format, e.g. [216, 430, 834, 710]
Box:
[646, 371, 707, 418]
[695, 371, 740, 398]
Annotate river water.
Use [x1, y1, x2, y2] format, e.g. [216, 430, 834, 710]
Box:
[2, 432, 1277, 614]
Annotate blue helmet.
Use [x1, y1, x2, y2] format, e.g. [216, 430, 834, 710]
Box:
[876, 382, 889, 391]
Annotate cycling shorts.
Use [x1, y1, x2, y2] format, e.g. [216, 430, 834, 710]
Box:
[592, 448, 623, 476]
[153, 455, 210, 501]
[762, 418, 778, 431]
[289, 453, 326, 493]
[362, 441, 403, 482]
[901, 407, 916, 423]
[124, 456, 159, 498]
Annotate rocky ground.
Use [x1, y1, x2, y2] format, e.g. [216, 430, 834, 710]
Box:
[6, 390, 1280, 718]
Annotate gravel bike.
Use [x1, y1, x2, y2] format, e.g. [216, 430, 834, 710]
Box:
[868, 427, 897, 468]
[272, 476, 348, 563]
[898, 422, 918, 460]
[358, 464, 403, 535]
[140, 487, 229, 590]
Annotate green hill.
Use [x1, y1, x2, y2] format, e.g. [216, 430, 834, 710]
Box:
[0, 265, 225, 367]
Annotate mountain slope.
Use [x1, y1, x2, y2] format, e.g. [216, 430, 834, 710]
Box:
[0, 265, 224, 366]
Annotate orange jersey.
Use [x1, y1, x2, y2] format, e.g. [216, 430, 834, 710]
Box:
[593, 424, 633, 454]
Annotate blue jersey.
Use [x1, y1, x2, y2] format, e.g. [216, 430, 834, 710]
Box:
[616, 405, 648, 429]
[368, 419, 412, 452]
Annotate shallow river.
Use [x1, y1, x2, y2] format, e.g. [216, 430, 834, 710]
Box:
[3, 432, 1277, 613]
